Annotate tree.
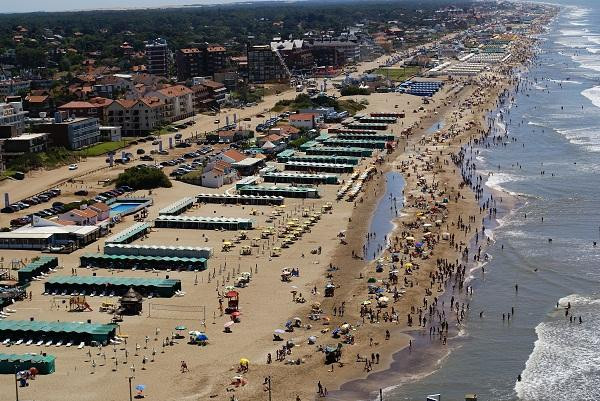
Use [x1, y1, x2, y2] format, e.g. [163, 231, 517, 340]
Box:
[115, 166, 172, 190]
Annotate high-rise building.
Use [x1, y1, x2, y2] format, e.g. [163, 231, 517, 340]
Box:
[176, 43, 227, 81]
[146, 38, 169, 77]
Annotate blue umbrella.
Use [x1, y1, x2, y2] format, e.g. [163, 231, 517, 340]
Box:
[136, 384, 146, 391]
[285, 320, 293, 328]
[196, 333, 208, 341]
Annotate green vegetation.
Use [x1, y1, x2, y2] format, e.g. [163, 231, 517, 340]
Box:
[373, 66, 421, 82]
[231, 86, 265, 104]
[77, 140, 134, 157]
[115, 166, 172, 190]
[6, 147, 80, 173]
[289, 136, 311, 149]
[338, 99, 368, 115]
[340, 86, 370, 96]
[179, 169, 204, 186]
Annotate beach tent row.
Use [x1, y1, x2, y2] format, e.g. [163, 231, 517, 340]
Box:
[304, 146, 373, 157]
[18, 256, 58, 284]
[371, 112, 404, 118]
[158, 197, 195, 216]
[105, 243, 213, 259]
[0, 320, 116, 346]
[346, 123, 388, 131]
[323, 138, 387, 149]
[276, 149, 296, 162]
[44, 276, 181, 298]
[104, 222, 150, 245]
[262, 172, 339, 185]
[336, 133, 395, 141]
[287, 155, 361, 165]
[0, 353, 56, 374]
[284, 161, 354, 174]
[238, 185, 320, 199]
[80, 253, 208, 271]
[154, 215, 254, 231]
[358, 116, 397, 123]
[195, 193, 284, 206]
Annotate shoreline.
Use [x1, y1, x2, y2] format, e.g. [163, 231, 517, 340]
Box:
[323, 17, 557, 399]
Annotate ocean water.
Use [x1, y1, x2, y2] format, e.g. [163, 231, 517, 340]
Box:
[364, 171, 405, 261]
[381, 2, 600, 400]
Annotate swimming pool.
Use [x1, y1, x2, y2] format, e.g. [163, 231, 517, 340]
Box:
[109, 201, 149, 216]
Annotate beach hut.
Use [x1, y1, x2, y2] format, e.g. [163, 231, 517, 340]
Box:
[324, 283, 335, 297]
[225, 291, 239, 314]
[324, 343, 342, 364]
[118, 288, 143, 315]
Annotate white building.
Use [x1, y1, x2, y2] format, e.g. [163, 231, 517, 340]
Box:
[0, 80, 30, 98]
[0, 101, 28, 135]
[99, 126, 122, 142]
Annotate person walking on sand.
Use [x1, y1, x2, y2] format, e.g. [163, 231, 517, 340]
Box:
[317, 381, 323, 396]
[181, 360, 189, 372]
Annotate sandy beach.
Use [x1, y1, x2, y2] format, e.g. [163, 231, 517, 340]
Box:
[0, 22, 549, 401]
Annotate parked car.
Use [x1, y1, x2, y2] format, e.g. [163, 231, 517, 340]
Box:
[68, 164, 78, 170]
[140, 155, 154, 161]
[74, 190, 89, 196]
[136, 148, 145, 155]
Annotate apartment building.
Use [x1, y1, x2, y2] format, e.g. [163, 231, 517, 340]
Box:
[58, 97, 114, 123]
[247, 44, 286, 83]
[0, 79, 30, 98]
[145, 38, 169, 77]
[0, 101, 28, 137]
[106, 97, 166, 136]
[175, 43, 227, 81]
[149, 85, 194, 122]
[33, 116, 101, 150]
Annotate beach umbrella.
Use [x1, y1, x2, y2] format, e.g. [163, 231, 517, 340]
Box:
[415, 242, 424, 248]
[361, 300, 371, 305]
[224, 321, 234, 328]
[231, 311, 241, 317]
[404, 262, 413, 269]
[274, 329, 286, 335]
[285, 320, 293, 328]
[376, 288, 385, 294]
[196, 333, 208, 341]
[367, 277, 377, 283]
[378, 296, 390, 303]
[308, 336, 317, 344]
[240, 358, 250, 365]
[175, 325, 186, 331]
[224, 285, 235, 291]
[136, 384, 146, 391]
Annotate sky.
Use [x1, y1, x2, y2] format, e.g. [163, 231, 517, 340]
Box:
[1, 0, 249, 14]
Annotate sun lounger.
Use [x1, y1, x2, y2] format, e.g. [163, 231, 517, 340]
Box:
[55, 340, 63, 347]
[2, 339, 10, 345]
[26, 340, 33, 345]
[45, 340, 52, 346]
[15, 339, 23, 345]
[6, 309, 16, 313]
[78, 342, 85, 349]
[36, 340, 43, 346]
[66, 341, 73, 347]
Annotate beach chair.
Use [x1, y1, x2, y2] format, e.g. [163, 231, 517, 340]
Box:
[6, 308, 16, 313]
[35, 340, 43, 346]
[90, 291, 96, 297]
[66, 341, 73, 347]
[26, 340, 33, 346]
[2, 338, 10, 345]
[77, 342, 85, 349]
[15, 339, 23, 345]
[51, 291, 57, 295]
[45, 340, 53, 346]
[55, 340, 63, 347]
